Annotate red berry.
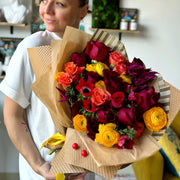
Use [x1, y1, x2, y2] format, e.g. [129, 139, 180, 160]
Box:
[81, 150, 87, 157]
[72, 143, 78, 149]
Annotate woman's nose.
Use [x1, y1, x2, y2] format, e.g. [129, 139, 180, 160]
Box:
[44, 2, 54, 14]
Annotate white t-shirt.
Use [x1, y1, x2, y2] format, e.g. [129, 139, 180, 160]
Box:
[0, 30, 61, 180]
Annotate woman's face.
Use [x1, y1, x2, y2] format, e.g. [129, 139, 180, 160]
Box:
[39, 0, 88, 37]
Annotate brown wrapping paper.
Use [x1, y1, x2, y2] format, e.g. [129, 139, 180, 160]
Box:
[28, 26, 180, 179]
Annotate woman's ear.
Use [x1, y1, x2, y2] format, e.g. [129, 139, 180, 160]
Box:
[80, 4, 89, 19]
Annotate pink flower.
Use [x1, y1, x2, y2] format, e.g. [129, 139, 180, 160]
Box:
[109, 51, 127, 66]
[111, 91, 125, 108]
[115, 135, 135, 149]
[91, 87, 111, 106]
[86, 41, 111, 62]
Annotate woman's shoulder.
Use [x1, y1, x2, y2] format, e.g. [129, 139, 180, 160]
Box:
[19, 31, 54, 48]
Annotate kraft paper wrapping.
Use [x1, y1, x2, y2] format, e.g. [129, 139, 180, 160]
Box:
[28, 26, 180, 179]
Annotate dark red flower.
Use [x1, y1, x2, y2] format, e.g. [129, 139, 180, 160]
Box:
[84, 71, 99, 84]
[111, 91, 125, 108]
[118, 106, 135, 126]
[87, 118, 100, 140]
[71, 101, 83, 118]
[71, 52, 86, 67]
[97, 109, 117, 124]
[133, 122, 145, 139]
[127, 58, 157, 90]
[103, 69, 124, 94]
[83, 99, 99, 113]
[76, 78, 94, 97]
[115, 135, 135, 149]
[86, 41, 111, 62]
[136, 87, 160, 113]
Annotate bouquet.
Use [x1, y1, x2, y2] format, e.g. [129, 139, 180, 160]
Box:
[54, 40, 167, 150]
[28, 27, 180, 179]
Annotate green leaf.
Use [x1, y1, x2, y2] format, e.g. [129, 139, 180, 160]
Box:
[118, 128, 135, 140]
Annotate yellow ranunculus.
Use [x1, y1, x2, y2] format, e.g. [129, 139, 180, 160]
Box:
[86, 64, 97, 73]
[120, 75, 132, 84]
[95, 123, 120, 148]
[73, 114, 89, 133]
[96, 62, 109, 77]
[95, 80, 106, 90]
[143, 107, 167, 132]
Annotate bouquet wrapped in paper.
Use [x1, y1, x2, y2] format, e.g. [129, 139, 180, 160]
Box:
[28, 26, 180, 179]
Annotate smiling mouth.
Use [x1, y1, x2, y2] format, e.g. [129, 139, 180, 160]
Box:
[45, 18, 56, 23]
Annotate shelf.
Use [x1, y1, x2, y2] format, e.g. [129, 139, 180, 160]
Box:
[0, 22, 26, 27]
[90, 28, 140, 34]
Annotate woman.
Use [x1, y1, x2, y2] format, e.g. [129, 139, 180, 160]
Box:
[0, 0, 89, 179]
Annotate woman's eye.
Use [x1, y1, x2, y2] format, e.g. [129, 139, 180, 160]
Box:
[40, 0, 47, 4]
[56, 2, 64, 7]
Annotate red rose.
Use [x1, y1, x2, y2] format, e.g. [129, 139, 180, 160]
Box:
[113, 63, 127, 75]
[103, 69, 124, 94]
[109, 51, 127, 66]
[111, 91, 125, 108]
[86, 41, 111, 62]
[65, 62, 78, 75]
[91, 87, 111, 106]
[56, 72, 72, 88]
[71, 52, 86, 67]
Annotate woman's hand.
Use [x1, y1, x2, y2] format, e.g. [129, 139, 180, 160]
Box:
[37, 161, 56, 180]
[65, 172, 87, 180]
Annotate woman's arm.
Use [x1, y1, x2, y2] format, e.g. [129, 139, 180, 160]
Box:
[3, 96, 56, 180]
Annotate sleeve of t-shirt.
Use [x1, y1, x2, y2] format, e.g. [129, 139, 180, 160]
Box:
[0, 39, 34, 109]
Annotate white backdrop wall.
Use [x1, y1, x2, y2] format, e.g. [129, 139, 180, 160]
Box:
[120, 0, 180, 89]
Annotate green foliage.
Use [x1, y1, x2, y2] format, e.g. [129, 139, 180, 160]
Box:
[92, 0, 120, 29]
[118, 128, 135, 140]
[80, 108, 98, 119]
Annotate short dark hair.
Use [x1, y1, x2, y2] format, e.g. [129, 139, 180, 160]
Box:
[79, 0, 89, 7]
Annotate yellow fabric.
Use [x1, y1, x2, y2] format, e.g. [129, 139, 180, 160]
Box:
[56, 173, 65, 180]
[132, 151, 164, 180]
[158, 128, 180, 177]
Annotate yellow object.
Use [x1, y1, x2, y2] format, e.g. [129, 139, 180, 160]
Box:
[54, 72, 63, 80]
[95, 80, 106, 90]
[120, 75, 132, 84]
[132, 110, 180, 180]
[86, 64, 97, 73]
[96, 62, 109, 76]
[95, 123, 120, 148]
[41, 133, 65, 149]
[73, 114, 89, 133]
[143, 107, 167, 132]
[56, 173, 65, 180]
